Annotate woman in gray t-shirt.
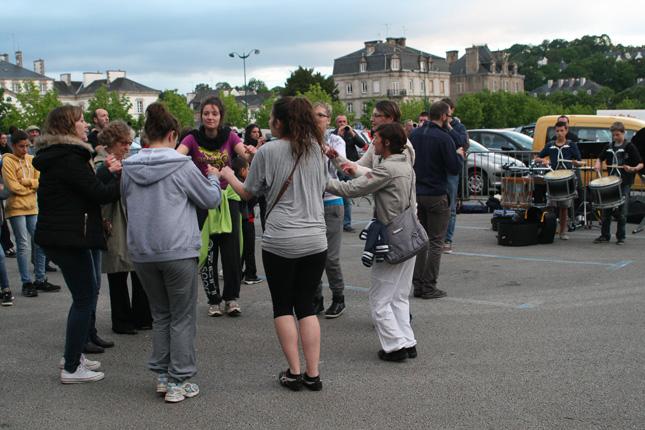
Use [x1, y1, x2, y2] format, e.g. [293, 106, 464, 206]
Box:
[221, 97, 327, 391]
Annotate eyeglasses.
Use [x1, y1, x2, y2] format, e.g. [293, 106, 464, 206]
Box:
[316, 113, 330, 118]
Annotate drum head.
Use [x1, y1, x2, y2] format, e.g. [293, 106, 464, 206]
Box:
[545, 170, 574, 180]
[590, 176, 622, 187]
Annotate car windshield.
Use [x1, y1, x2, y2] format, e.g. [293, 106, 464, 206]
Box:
[468, 140, 489, 152]
[503, 131, 534, 150]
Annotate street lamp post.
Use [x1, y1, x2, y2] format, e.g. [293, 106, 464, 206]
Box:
[229, 49, 260, 124]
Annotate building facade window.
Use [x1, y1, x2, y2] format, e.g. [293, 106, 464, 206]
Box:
[360, 62, 367, 73]
[346, 102, 353, 113]
[391, 58, 400, 71]
[429, 80, 434, 93]
[420, 60, 426, 71]
[136, 99, 144, 114]
[391, 81, 400, 95]
[514, 82, 519, 93]
[493, 80, 498, 91]
[440, 81, 445, 94]
[361, 80, 368, 94]
[346, 83, 353, 95]
[40, 82, 47, 94]
[503, 80, 508, 91]
[420, 80, 426, 92]
[362, 102, 369, 114]
[373, 80, 380, 93]
[12, 81, 20, 93]
[409, 80, 414, 92]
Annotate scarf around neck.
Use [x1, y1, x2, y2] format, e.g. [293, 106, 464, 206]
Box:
[191, 125, 232, 151]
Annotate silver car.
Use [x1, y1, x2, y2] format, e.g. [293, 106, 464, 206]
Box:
[465, 140, 525, 196]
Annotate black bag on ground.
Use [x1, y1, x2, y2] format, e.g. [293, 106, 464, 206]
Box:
[537, 211, 557, 244]
[497, 219, 539, 246]
[491, 209, 518, 231]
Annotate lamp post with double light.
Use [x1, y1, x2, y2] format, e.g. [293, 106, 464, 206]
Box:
[228, 49, 260, 124]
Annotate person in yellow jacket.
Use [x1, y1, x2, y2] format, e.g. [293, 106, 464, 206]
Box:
[2, 130, 59, 298]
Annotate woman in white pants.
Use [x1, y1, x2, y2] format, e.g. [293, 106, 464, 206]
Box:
[326, 122, 417, 362]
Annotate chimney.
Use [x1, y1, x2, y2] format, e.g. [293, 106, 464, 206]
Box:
[569, 78, 576, 87]
[558, 79, 564, 88]
[33, 59, 45, 75]
[465, 46, 479, 75]
[364, 40, 379, 56]
[547, 79, 553, 87]
[106, 70, 126, 84]
[82, 71, 104, 87]
[386, 37, 397, 46]
[580, 77, 586, 86]
[446, 50, 458, 65]
[15, 51, 23, 68]
[60, 73, 71, 86]
[395, 37, 406, 47]
[0, 53, 7, 62]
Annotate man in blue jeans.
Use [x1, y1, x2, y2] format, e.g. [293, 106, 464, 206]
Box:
[441, 98, 468, 254]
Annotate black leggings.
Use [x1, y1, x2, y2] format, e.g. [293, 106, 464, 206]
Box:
[262, 249, 327, 319]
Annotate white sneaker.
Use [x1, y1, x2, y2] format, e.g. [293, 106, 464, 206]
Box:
[207, 303, 224, 317]
[60, 362, 105, 384]
[59, 354, 101, 371]
[225, 300, 241, 316]
[156, 373, 168, 395]
[164, 381, 199, 403]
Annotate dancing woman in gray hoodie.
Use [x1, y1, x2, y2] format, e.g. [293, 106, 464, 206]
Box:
[121, 103, 221, 403]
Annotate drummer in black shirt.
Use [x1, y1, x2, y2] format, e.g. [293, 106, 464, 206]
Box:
[535, 121, 582, 240]
[593, 121, 643, 244]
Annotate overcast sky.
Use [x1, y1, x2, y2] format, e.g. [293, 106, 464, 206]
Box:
[2, 0, 643, 94]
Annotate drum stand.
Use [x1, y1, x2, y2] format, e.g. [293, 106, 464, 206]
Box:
[572, 167, 597, 230]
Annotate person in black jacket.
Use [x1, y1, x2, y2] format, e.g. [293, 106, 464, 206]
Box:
[34, 105, 122, 384]
[409, 101, 464, 300]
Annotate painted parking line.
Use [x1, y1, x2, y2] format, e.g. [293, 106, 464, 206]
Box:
[449, 251, 633, 272]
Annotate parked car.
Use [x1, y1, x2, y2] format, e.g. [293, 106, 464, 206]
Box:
[468, 129, 535, 164]
[514, 123, 535, 138]
[463, 140, 526, 196]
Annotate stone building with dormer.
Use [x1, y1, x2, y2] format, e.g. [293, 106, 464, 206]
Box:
[447, 45, 524, 99]
[0, 51, 54, 105]
[332, 37, 451, 116]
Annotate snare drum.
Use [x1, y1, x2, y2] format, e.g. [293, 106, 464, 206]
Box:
[589, 176, 624, 209]
[501, 177, 533, 209]
[544, 170, 577, 202]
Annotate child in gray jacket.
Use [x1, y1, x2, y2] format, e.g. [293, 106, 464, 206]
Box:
[121, 103, 221, 403]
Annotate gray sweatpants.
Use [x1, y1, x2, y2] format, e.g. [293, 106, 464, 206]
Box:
[134, 258, 198, 383]
[315, 204, 345, 299]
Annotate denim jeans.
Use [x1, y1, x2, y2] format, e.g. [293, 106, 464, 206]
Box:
[445, 174, 459, 243]
[45, 248, 99, 373]
[338, 172, 352, 229]
[0, 246, 9, 290]
[9, 215, 45, 284]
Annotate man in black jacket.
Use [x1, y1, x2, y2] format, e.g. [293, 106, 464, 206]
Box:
[333, 115, 367, 232]
[409, 101, 464, 299]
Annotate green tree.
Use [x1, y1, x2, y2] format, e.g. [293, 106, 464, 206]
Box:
[282, 66, 339, 100]
[456, 94, 485, 128]
[399, 99, 426, 122]
[86, 85, 133, 124]
[247, 78, 269, 93]
[1, 82, 62, 129]
[218, 92, 245, 127]
[215, 82, 232, 92]
[359, 99, 376, 129]
[299, 83, 351, 124]
[254, 95, 277, 129]
[159, 89, 195, 128]
[194, 83, 213, 93]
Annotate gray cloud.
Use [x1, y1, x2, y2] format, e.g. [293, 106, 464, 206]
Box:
[1, 0, 642, 93]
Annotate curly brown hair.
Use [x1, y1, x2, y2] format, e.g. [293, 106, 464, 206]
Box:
[98, 120, 131, 148]
[43, 105, 84, 136]
[271, 97, 323, 157]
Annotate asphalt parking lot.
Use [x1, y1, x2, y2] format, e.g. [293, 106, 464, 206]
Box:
[2, 204, 645, 429]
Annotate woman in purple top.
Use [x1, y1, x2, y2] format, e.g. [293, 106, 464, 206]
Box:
[177, 96, 254, 317]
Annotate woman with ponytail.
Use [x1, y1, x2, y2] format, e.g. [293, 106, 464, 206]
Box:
[220, 96, 327, 391]
[122, 102, 221, 403]
[177, 97, 254, 317]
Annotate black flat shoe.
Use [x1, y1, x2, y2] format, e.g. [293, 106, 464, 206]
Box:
[83, 341, 105, 354]
[378, 348, 407, 362]
[302, 373, 322, 391]
[406, 346, 417, 359]
[278, 369, 302, 391]
[113, 328, 138, 335]
[91, 335, 115, 348]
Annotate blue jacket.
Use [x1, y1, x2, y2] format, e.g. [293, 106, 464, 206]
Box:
[409, 122, 462, 196]
[538, 140, 581, 170]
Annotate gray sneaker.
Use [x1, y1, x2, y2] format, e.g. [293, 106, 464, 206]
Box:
[207, 303, 224, 317]
[164, 381, 199, 403]
[225, 300, 241, 316]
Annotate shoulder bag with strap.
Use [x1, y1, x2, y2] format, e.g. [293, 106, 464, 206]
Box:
[265, 152, 303, 220]
[384, 172, 429, 264]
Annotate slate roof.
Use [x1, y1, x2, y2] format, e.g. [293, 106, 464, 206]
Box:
[76, 77, 159, 96]
[333, 40, 449, 75]
[531, 78, 604, 95]
[53, 81, 82, 96]
[449, 45, 513, 75]
[0, 60, 52, 80]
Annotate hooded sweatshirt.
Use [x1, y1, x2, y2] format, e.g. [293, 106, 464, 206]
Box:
[121, 147, 221, 263]
[2, 152, 40, 218]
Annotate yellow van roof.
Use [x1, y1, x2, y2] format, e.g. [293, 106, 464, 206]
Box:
[536, 115, 645, 130]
